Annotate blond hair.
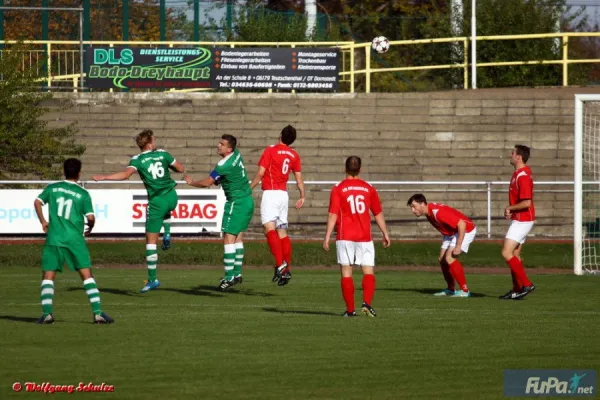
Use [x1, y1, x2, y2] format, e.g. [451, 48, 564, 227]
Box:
[135, 129, 154, 150]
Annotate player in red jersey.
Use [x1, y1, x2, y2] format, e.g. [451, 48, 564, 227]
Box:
[499, 145, 536, 300]
[323, 156, 391, 317]
[407, 194, 476, 298]
[250, 125, 305, 286]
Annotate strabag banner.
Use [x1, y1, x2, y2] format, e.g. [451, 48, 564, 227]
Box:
[86, 46, 339, 91]
[0, 189, 225, 234]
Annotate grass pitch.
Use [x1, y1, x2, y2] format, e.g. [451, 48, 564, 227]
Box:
[0, 266, 598, 399]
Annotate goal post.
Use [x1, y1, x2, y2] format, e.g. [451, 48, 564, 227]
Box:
[574, 94, 600, 275]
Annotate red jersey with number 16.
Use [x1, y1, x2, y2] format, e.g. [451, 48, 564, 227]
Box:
[258, 144, 302, 191]
[509, 166, 535, 222]
[427, 203, 475, 236]
[328, 178, 383, 242]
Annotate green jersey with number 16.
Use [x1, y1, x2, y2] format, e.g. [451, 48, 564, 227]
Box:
[37, 181, 94, 247]
[210, 149, 252, 201]
[128, 149, 177, 200]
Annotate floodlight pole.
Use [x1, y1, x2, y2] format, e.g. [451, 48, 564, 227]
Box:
[471, 0, 477, 89]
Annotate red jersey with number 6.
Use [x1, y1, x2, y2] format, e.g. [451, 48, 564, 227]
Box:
[426, 203, 475, 236]
[509, 166, 535, 222]
[328, 179, 383, 242]
[258, 144, 301, 191]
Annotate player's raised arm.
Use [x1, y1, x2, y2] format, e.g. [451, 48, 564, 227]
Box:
[183, 174, 215, 188]
[92, 166, 136, 182]
[250, 166, 266, 190]
[293, 171, 305, 209]
[170, 160, 185, 173]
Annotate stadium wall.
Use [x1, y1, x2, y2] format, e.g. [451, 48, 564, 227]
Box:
[41, 87, 600, 239]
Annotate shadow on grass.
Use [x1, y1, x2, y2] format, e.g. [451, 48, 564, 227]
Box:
[191, 285, 275, 297]
[0, 315, 39, 323]
[67, 287, 140, 297]
[161, 286, 224, 297]
[379, 287, 487, 298]
[262, 307, 339, 316]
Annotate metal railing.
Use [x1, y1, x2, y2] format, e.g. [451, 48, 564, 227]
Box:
[0, 180, 576, 239]
[1, 31, 600, 92]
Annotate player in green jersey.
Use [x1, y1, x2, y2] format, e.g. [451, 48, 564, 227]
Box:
[93, 129, 185, 293]
[183, 134, 254, 291]
[34, 158, 113, 324]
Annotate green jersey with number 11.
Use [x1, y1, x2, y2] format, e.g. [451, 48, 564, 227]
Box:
[37, 181, 94, 247]
[128, 149, 177, 200]
[210, 149, 251, 201]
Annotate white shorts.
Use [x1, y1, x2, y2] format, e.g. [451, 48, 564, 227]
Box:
[505, 220, 534, 244]
[260, 190, 289, 227]
[441, 228, 477, 253]
[336, 240, 375, 267]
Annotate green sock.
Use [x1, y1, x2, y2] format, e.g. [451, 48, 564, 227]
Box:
[83, 277, 102, 315]
[41, 279, 54, 315]
[146, 244, 158, 282]
[163, 219, 171, 236]
[234, 242, 244, 276]
[224, 244, 236, 280]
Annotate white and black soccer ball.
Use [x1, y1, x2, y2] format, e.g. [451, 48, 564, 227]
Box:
[371, 36, 390, 54]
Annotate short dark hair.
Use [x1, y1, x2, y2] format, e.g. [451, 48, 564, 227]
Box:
[407, 193, 427, 206]
[64, 158, 82, 179]
[345, 156, 361, 177]
[221, 134, 237, 150]
[514, 145, 530, 163]
[281, 125, 296, 145]
[136, 129, 153, 149]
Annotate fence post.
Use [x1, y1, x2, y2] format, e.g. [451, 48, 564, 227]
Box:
[487, 181, 492, 239]
[193, 0, 200, 41]
[463, 38, 469, 89]
[122, 0, 129, 41]
[365, 45, 370, 93]
[46, 42, 52, 90]
[160, 0, 166, 41]
[562, 34, 569, 87]
[350, 43, 355, 93]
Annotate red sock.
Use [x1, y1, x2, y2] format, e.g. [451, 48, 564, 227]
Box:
[266, 230, 283, 266]
[449, 260, 469, 292]
[280, 236, 292, 269]
[341, 277, 355, 312]
[510, 270, 521, 292]
[362, 274, 375, 305]
[440, 261, 455, 291]
[507, 257, 532, 288]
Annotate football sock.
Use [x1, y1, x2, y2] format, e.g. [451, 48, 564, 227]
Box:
[224, 244, 236, 280]
[341, 277, 355, 312]
[83, 278, 102, 315]
[449, 260, 469, 292]
[362, 274, 376, 305]
[281, 235, 292, 270]
[146, 244, 158, 282]
[507, 256, 532, 288]
[40, 279, 54, 315]
[163, 218, 171, 236]
[440, 260, 455, 291]
[510, 270, 521, 292]
[234, 242, 244, 276]
[266, 230, 284, 266]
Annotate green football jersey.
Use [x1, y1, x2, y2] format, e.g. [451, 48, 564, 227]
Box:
[210, 149, 251, 201]
[128, 149, 177, 200]
[37, 181, 94, 247]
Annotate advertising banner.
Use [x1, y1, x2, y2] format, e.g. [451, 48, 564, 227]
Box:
[86, 46, 339, 91]
[0, 189, 225, 234]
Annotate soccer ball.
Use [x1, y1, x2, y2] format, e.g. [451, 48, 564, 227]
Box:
[371, 36, 390, 54]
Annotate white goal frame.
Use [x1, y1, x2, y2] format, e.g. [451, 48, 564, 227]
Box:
[574, 94, 600, 275]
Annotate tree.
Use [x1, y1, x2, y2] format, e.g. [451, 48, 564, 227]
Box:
[2, 0, 185, 41]
[0, 43, 85, 180]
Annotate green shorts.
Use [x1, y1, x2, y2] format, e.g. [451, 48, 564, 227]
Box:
[147, 189, 178, 233]
[222, 196, 254, 236]
[42, 243, 91, 272]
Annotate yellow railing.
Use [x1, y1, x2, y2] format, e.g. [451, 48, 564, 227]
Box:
[1, 33, 599, 93]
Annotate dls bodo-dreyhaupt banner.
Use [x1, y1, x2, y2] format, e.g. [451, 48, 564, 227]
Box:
[86, 46, 339, 91]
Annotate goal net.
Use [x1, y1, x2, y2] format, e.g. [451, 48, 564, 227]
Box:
[574, 95, 600, 275]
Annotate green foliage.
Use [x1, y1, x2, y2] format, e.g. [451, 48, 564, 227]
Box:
[0, 43, 84, 181]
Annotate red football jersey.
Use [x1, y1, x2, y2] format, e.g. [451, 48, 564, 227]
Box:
[258, 144, 301, 191]
[426, 203, 475, 236]
[328, 178, 383, 242]
[509, 166, 535, 222]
